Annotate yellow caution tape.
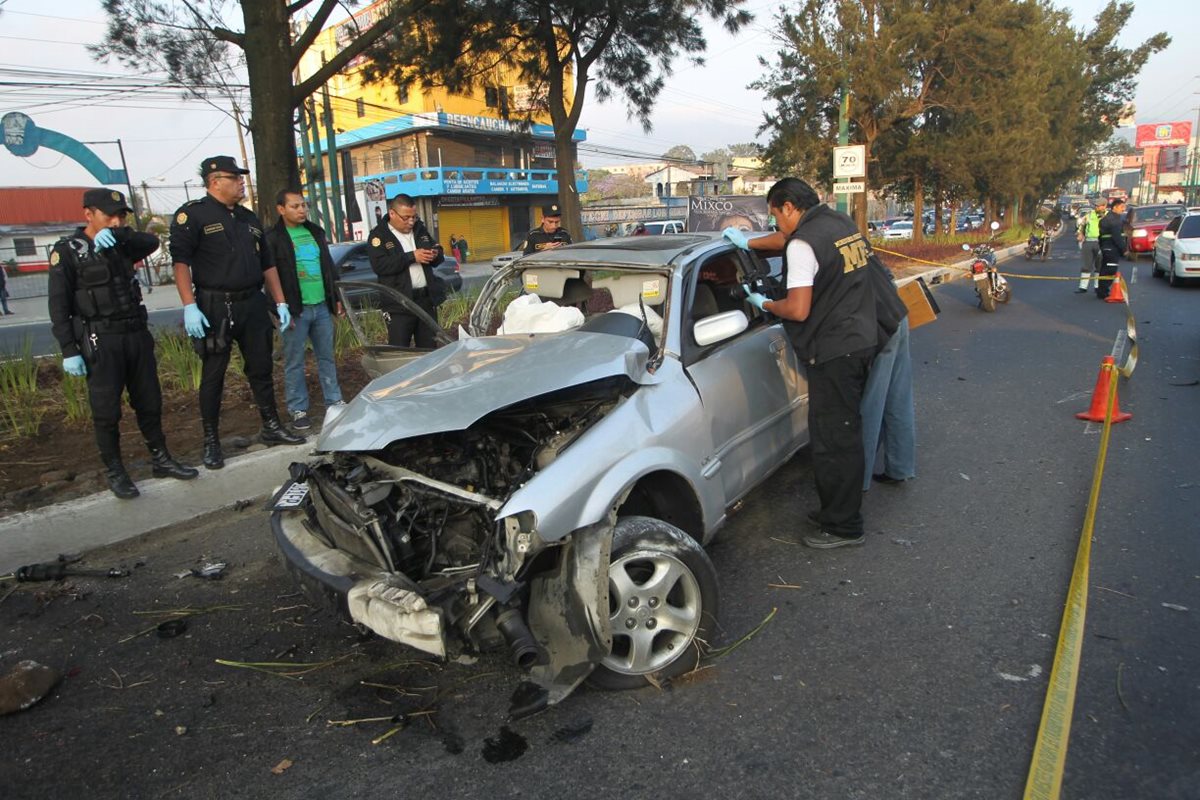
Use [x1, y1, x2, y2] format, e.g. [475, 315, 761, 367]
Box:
[1023, 363, 1120, 800]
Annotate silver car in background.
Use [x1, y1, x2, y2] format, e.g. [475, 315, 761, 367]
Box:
[270, 234, 810, 713]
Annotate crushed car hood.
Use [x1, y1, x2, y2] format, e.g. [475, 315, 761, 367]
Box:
[317, 332, 652, 452]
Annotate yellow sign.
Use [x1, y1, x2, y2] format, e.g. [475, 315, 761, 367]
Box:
[641, 279, 661, 300]
[524, 273, 539, 291]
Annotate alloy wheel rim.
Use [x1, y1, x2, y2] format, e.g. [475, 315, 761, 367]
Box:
[603, 549, 702, 675]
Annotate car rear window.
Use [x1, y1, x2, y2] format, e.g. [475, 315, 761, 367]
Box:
[1134, 206, 1184, 223]
[1178, 216, 1200, 238]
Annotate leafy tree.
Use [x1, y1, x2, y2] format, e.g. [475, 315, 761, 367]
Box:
[583, 172, 650, 202]
[362, 1, 750, 239]
[663, 144, 699, 163]
[91, 0, 411, 221]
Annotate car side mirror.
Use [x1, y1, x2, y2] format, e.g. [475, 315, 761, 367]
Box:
[693, 309, 749, 347]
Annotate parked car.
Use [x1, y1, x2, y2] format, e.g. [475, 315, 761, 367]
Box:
[1123, 204, 1186, 258]
[270, 233, 809, 712]
[1151, 210, 1200, 286]
[328, 241, 463, 293]
[882, 220, 914, 239]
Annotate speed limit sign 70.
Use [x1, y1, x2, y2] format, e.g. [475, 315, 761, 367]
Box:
[833, 145, 866, 179]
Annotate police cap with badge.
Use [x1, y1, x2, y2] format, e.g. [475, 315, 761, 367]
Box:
[83, 188, 133, 215]
[200, 155, 250, 179]
[542, 204, 562, 218]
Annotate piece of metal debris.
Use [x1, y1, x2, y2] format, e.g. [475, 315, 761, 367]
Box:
[176, 562, 228, 581]
[1161, 603, 1188, 612]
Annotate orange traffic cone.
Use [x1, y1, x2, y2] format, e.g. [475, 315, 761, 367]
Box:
[1075, 355, 1132, 423]
[1106, 272, 1126, 303]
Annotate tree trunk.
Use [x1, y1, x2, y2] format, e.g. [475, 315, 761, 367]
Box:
[912, 172, 924, 243]
[241, 0, 300, 223]
[552, 130, 582, 242]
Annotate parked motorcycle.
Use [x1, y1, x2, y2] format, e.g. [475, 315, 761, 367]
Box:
[963, 221, 1010, 312]
[1024, 219, 1050, 261]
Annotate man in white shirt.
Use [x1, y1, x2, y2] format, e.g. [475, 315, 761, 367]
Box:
[366, 193, 446, 347]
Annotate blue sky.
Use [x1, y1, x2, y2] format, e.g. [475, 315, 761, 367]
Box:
[0, 0, 1193, 208]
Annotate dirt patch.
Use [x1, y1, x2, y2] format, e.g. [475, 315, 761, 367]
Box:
[0, 355, 373, 516]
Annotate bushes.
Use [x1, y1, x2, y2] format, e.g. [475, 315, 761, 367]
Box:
[0, 339, 48, 438]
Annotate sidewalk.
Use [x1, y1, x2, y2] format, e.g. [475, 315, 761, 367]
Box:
[0, 248, 1029, 573]
[0, 280, 182, 329]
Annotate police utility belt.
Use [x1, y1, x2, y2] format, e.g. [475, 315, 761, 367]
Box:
[192, 284, 263, 356]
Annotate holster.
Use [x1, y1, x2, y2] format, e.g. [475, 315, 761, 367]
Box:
[192, 315, 232, 357]
[73, 319, 101, 368]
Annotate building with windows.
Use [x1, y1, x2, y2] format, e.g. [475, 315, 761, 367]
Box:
[0, 187, 88, 272]
[298, 3, 588, 257]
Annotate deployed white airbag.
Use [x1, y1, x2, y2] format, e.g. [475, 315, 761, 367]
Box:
[347, 580, 446, 658]
[498, 294, 585, 334]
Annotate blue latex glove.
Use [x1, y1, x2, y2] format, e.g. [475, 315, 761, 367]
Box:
[742, 283, 769, 311]
[63, 355, 87, 377]
[277, 303, 292, 329]
[94, 228, 117, 250]
[723, 226, 750, 250]
[183, 303, 209, 338]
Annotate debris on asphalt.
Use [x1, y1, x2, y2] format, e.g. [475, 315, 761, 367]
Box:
[960, 473, 971, 481]
[174, 725, 187, 736]
[1161, 603, 1188, 612]
[270, 758, 294, 775]
[173, 561, 228, 580]
[119, 604, 245, 644]
[156, 619, 189, 639]
[706, 606, 778, 662]
[12, 560, 129, 582]
[215, 651, 361, 680]
[0, 660, 61, 716]
[892, 538, 915, 547]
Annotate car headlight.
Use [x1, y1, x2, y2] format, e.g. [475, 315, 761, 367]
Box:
[1181, 252, 1200, 261]
[1132, 229, 1148, 238]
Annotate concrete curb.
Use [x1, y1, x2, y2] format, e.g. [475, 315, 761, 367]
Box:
[0, 440, 311, 572]
[894, 241, 1028, 288]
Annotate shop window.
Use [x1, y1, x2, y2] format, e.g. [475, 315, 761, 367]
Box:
[382, 147, 404, 171]
[484, 86, 509, 113]
[13, 238, 36, 257]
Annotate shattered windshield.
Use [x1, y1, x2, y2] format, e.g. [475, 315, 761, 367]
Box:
[468, 264, 672, 342]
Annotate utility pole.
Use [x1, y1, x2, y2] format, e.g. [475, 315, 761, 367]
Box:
[836, 87, 850, 215]
[305, 98, 333, 231]
[1189, 104, 1200, 205]
[232, 104, 257, 211]
[113, 138, 141, 231]
[320, 82, 345, 240]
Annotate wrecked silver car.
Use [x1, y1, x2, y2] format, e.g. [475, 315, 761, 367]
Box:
[270, 234, 809, 711]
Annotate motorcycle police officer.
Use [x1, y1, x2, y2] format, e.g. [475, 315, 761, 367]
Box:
[170, 156, 304, 470]
[48, 189, 198, 498]
[520, 204, 572, 254]
[1097, 197, 1127, 300]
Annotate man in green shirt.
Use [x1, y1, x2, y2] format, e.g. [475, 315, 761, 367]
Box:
[265, 189, 344, 430]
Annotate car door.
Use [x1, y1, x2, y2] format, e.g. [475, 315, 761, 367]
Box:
[1156, 216, 1180, 268]
[681, 249, 808, 505]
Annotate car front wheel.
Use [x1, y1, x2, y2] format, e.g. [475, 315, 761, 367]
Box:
[1168, 257, 1182, 287]
[588, 516, 719, 690]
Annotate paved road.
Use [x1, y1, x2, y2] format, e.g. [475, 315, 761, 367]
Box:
[2, 237, 1196, 798]
[0, 262, 496, 357]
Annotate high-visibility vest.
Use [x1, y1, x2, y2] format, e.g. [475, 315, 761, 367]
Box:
[1085, 211, 1102, 240]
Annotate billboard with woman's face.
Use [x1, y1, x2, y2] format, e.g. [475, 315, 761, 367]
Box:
[687, 195, 771, 232]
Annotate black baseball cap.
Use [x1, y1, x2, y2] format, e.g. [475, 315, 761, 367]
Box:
[542, 203, 562, 218]
[200, 155, 250, 178]
[82, 188, 133, 215]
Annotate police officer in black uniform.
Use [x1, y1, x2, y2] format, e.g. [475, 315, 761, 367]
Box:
[521, 204, 572, 254]
[48, 189, 198, 499]
[366, 193, 446, 348]
[170, 156, 304, 470]
[1097, 197, 1127, 300]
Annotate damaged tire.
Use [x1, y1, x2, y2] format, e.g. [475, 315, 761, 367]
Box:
[588, 516, 719, 691]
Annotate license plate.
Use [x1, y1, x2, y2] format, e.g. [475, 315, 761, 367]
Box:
[274, 481, 310, 509]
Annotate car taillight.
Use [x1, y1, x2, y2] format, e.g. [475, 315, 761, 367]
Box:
[972, 261, 986, 273]
[1132, 229, 1148, 238]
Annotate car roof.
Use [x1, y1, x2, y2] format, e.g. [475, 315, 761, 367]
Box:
[516, 232, 722, 270]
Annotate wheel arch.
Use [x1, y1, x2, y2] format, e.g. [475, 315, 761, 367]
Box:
[614, 469, 706, 544]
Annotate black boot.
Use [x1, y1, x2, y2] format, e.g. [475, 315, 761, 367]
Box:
[103, 457, 139, 499]
[260, 414, 306, 446]
[202, 421, 224, 470]
[149, 444, 199, 480]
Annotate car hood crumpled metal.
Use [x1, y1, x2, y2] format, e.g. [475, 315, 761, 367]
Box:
[316, 332, 652, 452]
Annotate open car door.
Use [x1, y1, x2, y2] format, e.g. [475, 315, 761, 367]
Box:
[337, 279, 454, 378]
